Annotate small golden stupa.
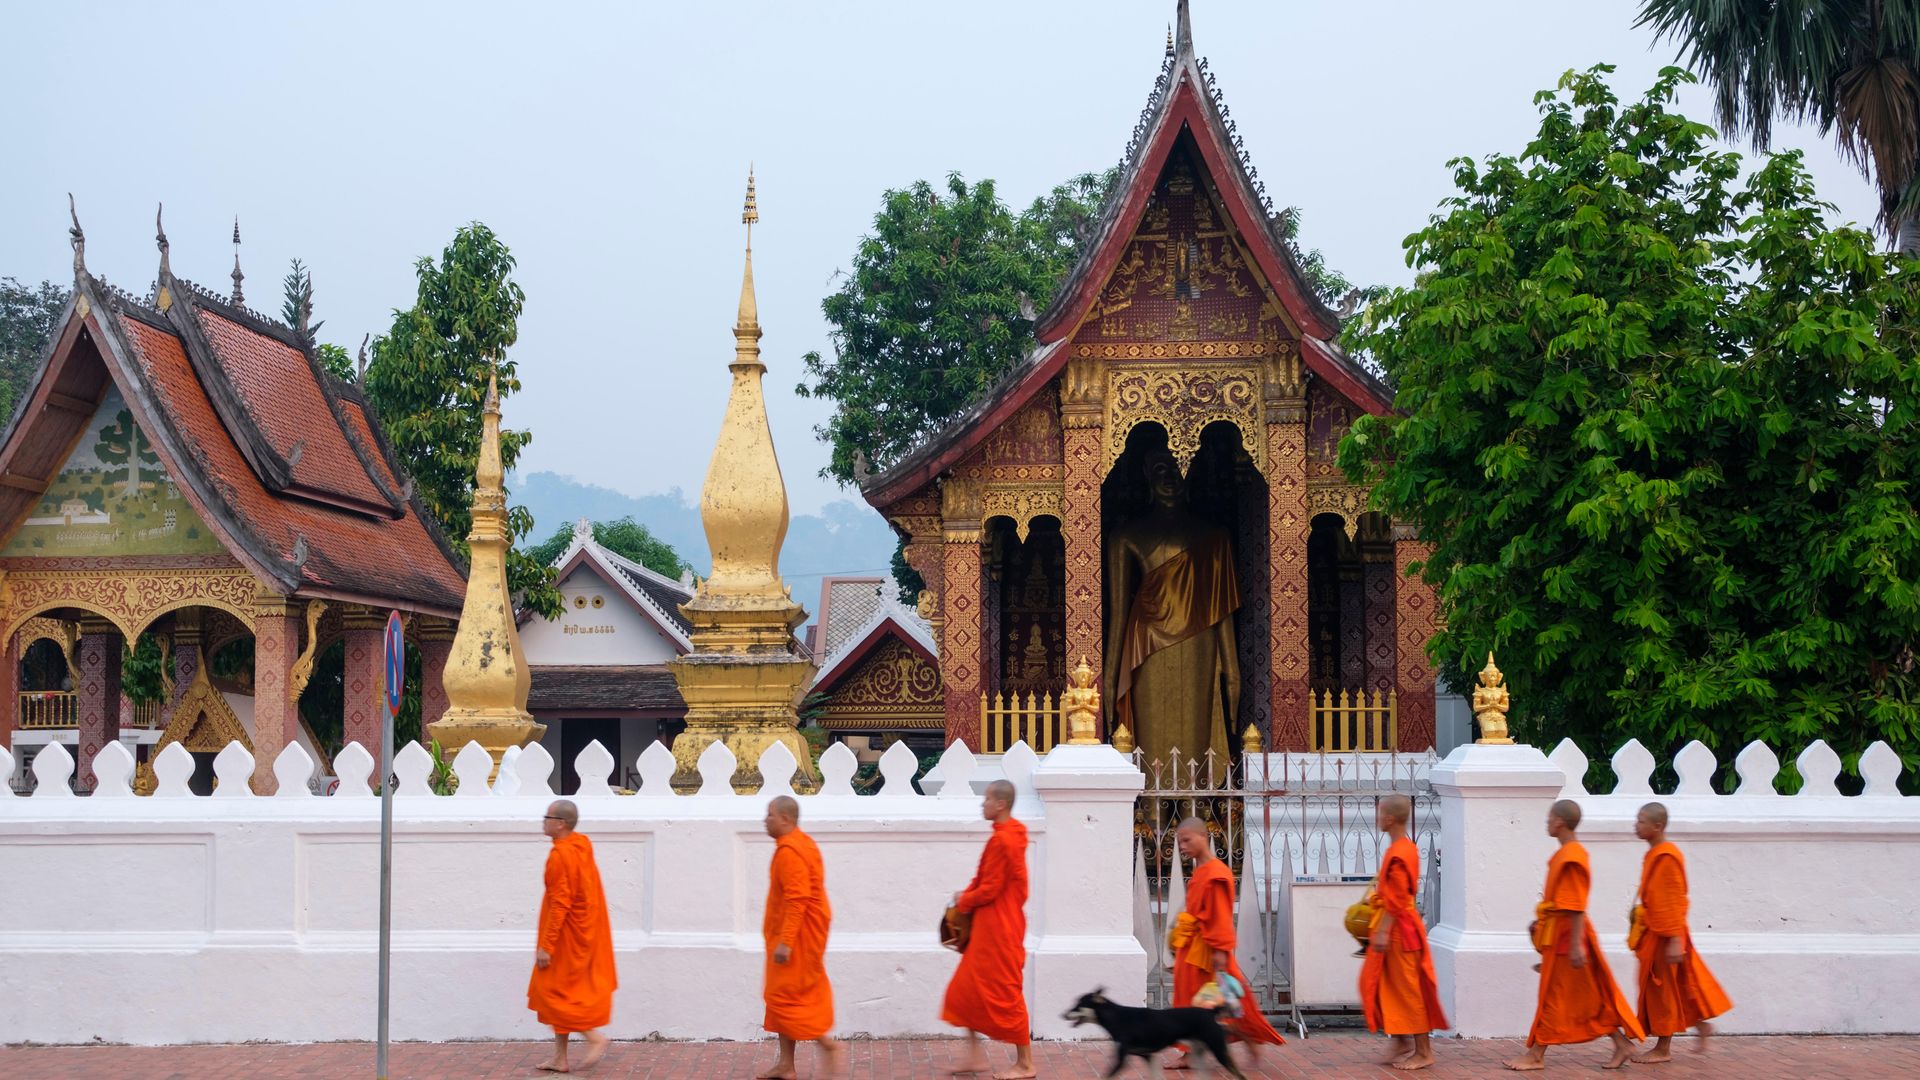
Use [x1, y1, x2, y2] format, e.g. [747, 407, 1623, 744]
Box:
[426, 374, 545, 777]
[667, 170, 820, 791]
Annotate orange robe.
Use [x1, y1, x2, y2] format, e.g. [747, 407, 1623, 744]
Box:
[527, 832, 617, 1034]
[1360, 837, 1448, 1035]
[942, 818, 1031, 1044]
[764, 829, 834, 1040]
[1173, 858, 1285, 1045]
[1528, 841, 1645, 1046]
[1634, 842, 1731, 1036]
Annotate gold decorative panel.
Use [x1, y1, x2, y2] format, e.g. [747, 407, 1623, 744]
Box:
[1104, 365, 1264, 474]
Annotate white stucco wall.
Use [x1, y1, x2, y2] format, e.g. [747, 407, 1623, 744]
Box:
[1429, 738, 1919, 1037]
[520, 566, 680, 666]
[0, 736, 1144, 1046]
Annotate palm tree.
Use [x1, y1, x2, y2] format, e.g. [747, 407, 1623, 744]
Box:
[1638, 1, 1920, 254]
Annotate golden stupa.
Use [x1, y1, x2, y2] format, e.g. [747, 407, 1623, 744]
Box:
[667, 170, 820, 791]
[426, 374, 545, 777]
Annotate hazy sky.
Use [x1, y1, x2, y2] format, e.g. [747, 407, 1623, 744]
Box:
[2, 1, 1880, 517]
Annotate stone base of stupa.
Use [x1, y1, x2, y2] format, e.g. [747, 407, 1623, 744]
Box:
[667, 651, 819, 792]
[425, 710, 546, 782]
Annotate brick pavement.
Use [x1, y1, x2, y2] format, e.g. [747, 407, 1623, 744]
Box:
[3, 1032, 1917, 1079]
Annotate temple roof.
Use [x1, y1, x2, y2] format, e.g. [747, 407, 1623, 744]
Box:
[539, 518, 695, 649]
[527, 665, 686, 713]
[860, 1, 1393, 509]
[0, 250, 467, 616]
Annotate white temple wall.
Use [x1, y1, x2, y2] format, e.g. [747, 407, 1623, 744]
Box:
[0, 736, 1144, 1046]
[1429, 738, 1920, 1038]
[520, 565, 680, 665]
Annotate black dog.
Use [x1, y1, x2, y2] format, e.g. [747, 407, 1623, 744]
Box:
[1062, 988, 1247, 1079]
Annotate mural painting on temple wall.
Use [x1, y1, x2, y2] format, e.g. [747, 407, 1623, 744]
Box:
[0, 385, 221, 557]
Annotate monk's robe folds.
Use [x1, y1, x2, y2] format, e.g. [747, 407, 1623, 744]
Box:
[527, 832, 617, 1034]
[942, 818, 1031, 1044]
[1634, 842, 1732, 1037]
[1174, 858, 1285, 1046]
[1360, 837, 1447, 1036]
[1528, 841, 1645, 1047]
[764, 829, 835, 1041]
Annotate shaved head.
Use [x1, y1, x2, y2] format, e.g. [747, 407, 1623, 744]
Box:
[1176, 816, 1207, 837]
[547, 800, 578, 827]
[768, 795, 799, 823]
[1379, 794, 1412, 825]
[985, 779, 1015, 803]
[1550, 799, 1582, 830]
[1639, 802, 1668, 828]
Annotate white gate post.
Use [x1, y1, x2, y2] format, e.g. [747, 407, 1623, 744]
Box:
[1027, 742, 1147, 1036]
[1427, 743, 1564, 1037]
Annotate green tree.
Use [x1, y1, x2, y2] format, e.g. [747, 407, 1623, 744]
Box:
[94, 409, 159, 499]
[315, 343, 353, 382]
[120, 634, 168, 706]
[525, 516, 688, 579]
[1339, 66, 1920, 789]
[0, 278, 69, 420]
[1638, 0, 1920, 254]
[281, 258, 324, 347]
[363, 223, 560, 619]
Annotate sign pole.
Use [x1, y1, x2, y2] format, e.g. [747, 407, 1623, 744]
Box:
[377, 611, 405, 1080]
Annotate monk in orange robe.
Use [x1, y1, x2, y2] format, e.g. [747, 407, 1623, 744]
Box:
[1168, 817, 1284, 1070]
[942, 779, 1034, 1079]
[528, 799, 616, 1074]
[1506, 799, 1643, 1071]
[1360, 794, 1446, 1071]
[1630, 802, 1731, 1063]
[759, 796, 844, 1080]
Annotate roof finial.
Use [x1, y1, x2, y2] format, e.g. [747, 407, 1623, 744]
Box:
[1174, 0, 1192, 57]
[230, 216, 245, 304]
[67, 194, 86, 277]
[1165, 24, 1173, 56]
[742, 165, 759, 244]
[155, 203, 174, 310]
[734, 167, 761, 360]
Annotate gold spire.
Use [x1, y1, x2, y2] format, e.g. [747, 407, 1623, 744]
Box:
[427, 370, 544, 778]
[668, 172, 819, 790]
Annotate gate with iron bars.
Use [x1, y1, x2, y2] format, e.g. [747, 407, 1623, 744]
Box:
[1129, 745, 1441, 1033]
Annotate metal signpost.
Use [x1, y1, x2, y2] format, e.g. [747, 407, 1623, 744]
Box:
[377, 611, 404, 1079]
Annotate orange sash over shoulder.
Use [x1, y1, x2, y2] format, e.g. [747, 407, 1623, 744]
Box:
[941, 818, 1031, 1045]
[1634, 843, 1731, 1037]
[1172, 859, 1284, 1046]
[526, 833, 617, 1034]
[764, 829, 835, 1041]
[1359, 838, 1447, 1036]
[1527, 842, 1645, 1047]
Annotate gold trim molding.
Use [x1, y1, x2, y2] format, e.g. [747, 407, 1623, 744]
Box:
[1104, 364, 1264, 475]
[981, 484, 1063, 542]
[1305, 484, 1374, 540]
[1, 566, 260, 643]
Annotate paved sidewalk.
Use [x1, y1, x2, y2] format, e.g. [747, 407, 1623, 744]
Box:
[3, 1032, 1916, 1078]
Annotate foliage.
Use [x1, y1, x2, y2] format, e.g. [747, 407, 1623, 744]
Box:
[93, 409, 159, 497]
[120, 634, 168, 706]
[797, 171, 1115, 487]
[1338, 66, 1920, 789]
[1638, 0, 1920, 251]
[0, 278, 69, 421]
[363, 223, 560, 619]
[428, 739, 458, 795]
[525, 516, 688, 578]
[889, 539, 926, 605]
[1275, 207, 1364, 306]
[315, 343, 354, 382]
[281, 259, 323, 347]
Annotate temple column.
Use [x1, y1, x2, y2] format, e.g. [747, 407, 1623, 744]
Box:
[1263, 349, 1311, 751]
[1, 633, 20, 751]
[250, 591, 302, 793]
[1059, 358, 1106, 735]
[1362, 533, 1397, 693]
[168, 610, 202, 715]
[1393, 529, 1439, 751]
[417, 619, 455, 743]
[75, 620, 122, 793]
[940, 474, 985, 749]
[340, 606, 386, 755]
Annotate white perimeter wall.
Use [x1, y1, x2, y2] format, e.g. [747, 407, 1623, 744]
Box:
[0, 736, 1144, 1046]
[1429, 738, 1919, 1037]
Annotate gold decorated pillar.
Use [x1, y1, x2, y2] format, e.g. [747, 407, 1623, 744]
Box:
[250, 592, 301, 793]
[940, 474, 984, 749]
[0, 632, 18, 749]
[416, 619, 455, 741]
[426, 377, 544, 776]
[667, 171, 819, 790]
[1393, 527, 1439, 751]
[340, 606, 386, 755]
[74, 619, 122, 793]
[1264, 347, 1311, 751]
[1059, 356, 1106, 737]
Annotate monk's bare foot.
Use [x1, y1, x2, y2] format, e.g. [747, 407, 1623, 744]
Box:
[1393, 1050, 1437, 1071]
[1605, 1033, 1634, 1070]
[1694, 1022, 1714, 1053]
[950, 1053, 991, 1075]
[754, 1061, 796, 1080]
[1503, 1052, 1546, 1071]
[574, 1030, 609, 1072]
[534, 1061, 570, 1075]
[1630, 1048, 1672, 1064]
[1380, 1036, 1414, 1064]
[991, 1068, 1038, 1080]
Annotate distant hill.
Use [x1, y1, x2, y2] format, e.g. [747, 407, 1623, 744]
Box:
[509, 471, 899, 626]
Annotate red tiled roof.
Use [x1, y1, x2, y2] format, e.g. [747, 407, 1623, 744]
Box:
[106, 294, 465, 614]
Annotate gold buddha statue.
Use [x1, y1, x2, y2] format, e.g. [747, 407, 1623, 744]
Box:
[1102, 447, 1241, 774]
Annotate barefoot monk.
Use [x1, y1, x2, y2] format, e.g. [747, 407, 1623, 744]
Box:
[1505, 800, 1643, 1072]
[1170, 817, 1284, 1069]
[941, 779, 1035, 1079]
[1630, 802, 1731, 1063]
[1360, 795, 1445, 1071]
[528, 799, 616, 1074]
[759, 796, 845, 1080]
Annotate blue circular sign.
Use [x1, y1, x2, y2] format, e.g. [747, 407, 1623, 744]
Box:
[383, 612, 405, 717]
